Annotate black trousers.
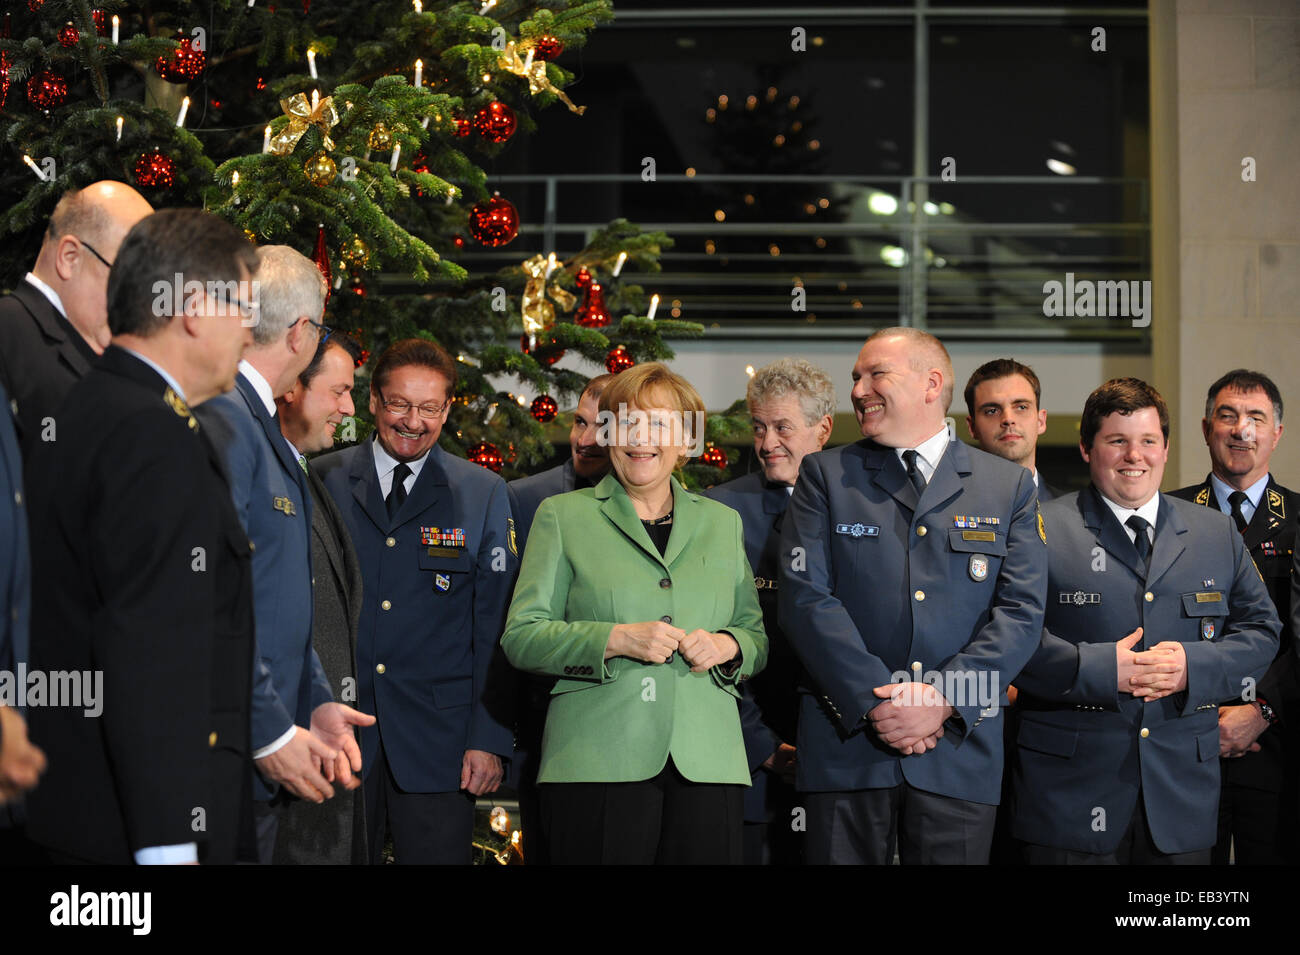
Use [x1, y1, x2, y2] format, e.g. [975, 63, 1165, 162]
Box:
[1213, 780, 1298, 865]
[364, 739, 475, 865]
[804, 782, 997, 864]
[541, 759, 744, 865]
[1023, 791, 1211, 865]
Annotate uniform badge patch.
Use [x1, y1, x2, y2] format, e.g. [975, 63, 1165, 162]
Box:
[969, 554, 989, 582]
[507, 517, 518, 557]
[1203, 578, 1216, 588]
[435, 573, 451, 592]
[421, 526, 466, 547]
[835, 522, 879, 538]
[163, 387, 199, 432]
[272, 496, 296, 516]
[1059, 591, 1101, 606]
[1037, 504, 1047, 544]
[1201, 618, 1216, 640]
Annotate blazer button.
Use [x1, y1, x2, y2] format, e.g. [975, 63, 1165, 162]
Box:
[381, 599, 392, 610]
[376, 664, 386, 674]
[659, 578, 672, 589]
[911, 661, 922, 672]
[916, 525, 927, 537]
[208, 731, 218, 748]
[584, 666, 593, 675]
[914, 590, 925, 602]
[661, 615, 673, 624]
[1144, 592, 1153, 602]
[1140, 727, 1149, 738]
[13, 490, 21, 506]
[564, 666, 574, 675]
[248, 540, 256, 553]
[386, 537, 396, 547]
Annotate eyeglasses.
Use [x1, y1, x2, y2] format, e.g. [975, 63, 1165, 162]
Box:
[304, 317, 333, 343]
[77, 238, 112, 269]
[377, 387, 451, 419]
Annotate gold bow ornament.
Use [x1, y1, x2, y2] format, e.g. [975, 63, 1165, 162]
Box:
[270, 93, 339, 156]
[497, 42, 586, 116]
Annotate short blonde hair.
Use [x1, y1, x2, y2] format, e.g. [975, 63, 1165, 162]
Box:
[747, 358, 836, 424]
[599, 362, 705, 451]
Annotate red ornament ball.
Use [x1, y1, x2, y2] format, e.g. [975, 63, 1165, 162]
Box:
[28, 0, 45, 10]
[133, 150, 176, 189]
[452, 234, 466, 250]
[467, 195, 519, 248]
[530, 395, 558, 423]
[533, 34, 564, 62]
[58, 23, 79, 48]
[701, 443, 729, 469]
[156, 36, 206, 81]
[520, 333, 564, 367]
[473, 101, 517, 144]
[574, 267, 592, 290]
[468, 441, 504, 473]
[605, 345, 635, 375]
[26, 71, 68, 111]
[92, 10, 109, 36]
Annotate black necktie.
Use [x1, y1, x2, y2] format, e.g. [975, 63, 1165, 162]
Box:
[1227, 491, 1249, 534]
[1126, 514, 1152, 571]
[902, 449, 926, 496]
[386, 463, 411, 519]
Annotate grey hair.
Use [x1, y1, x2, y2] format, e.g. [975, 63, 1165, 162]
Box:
[251, 244, 327, 346]
[746, 358, 837, 424]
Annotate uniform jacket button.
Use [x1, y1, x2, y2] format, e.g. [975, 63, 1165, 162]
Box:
[660, 578, 672, 588]
[381, 599, 392, 610]
[916, 525, 927, 537]
[386, 537, 396, 547]
[208, 732, 218, 747]
[1140, 727, 1150, 738]
[661, 615, 673, 624]
[376, 664, 386, 674]
[914, 590, 925, 601]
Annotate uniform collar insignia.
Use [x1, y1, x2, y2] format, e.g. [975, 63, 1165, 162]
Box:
[163, 387, 198, 432]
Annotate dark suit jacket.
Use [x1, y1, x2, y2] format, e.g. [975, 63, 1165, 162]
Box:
[196, 372, 331, 801]
[0, 280, 96, 457]
[509, 459, 592, 552]
[1036, 479, 1058, 504]
[1171, 474, 1299, 793]
[24, 346, 256, 864]
[1011, 488, 1280, 855]
[779, 438, 1047, 803]
[316, 441, 517, 793]
[0, 385, 28, 684]
[274, 466, 368, 865]
[704, 471, 798, 823]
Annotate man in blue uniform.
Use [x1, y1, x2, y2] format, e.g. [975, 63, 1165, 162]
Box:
[317, 339, 517, 864]
[963, 358, 1060, 502]
[780, 327, 1047, 864]
[1170, 369, 1296, 864]
[196, 246, 372, 862]
[705, 358, 834, 865]
[1012, 377, 1280, 863]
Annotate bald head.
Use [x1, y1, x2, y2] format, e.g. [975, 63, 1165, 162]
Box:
[33, 180, 153, 353]
[850, 327, 955, 447]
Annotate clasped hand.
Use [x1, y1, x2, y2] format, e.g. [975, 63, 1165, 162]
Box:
[1115, 628, 1187, 700]
[607, 621, 739, 672]
[869, 681, 952, 755]
[254, 703, 376, 804]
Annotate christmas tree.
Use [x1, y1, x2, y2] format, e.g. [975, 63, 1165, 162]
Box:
[1, 0, 734, 483]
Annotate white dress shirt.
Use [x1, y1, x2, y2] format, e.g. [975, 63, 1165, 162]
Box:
[1099, 491, 1161, 547]
[24, 272, 68, 318]
[372, 435, 429, 498]
[894, 425, 951, 485]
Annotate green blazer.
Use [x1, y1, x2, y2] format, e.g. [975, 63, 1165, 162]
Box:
[501, 473, 767, 785]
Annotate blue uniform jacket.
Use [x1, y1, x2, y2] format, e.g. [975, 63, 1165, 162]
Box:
[1010, 488, 1280, 855]
[508, 459, 578, 553]
[779, 437, 1047, 803]
[316, 440, 517, 793]
[0, 384, 29, 687]
[704, 471, 795, 823]
[196, 373, 330, 800]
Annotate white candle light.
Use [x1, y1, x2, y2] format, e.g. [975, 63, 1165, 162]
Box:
[22, 155, 47, 182]
[414, 59, 423, 88]
[390, 143, 401, 172]
[647, 294, 659, 320]
[544, 253, 557, 279]
[480, 0, 496, 12]
[115, 116, 123, 142]
[414, 0, 422, 11]
[111, 15, 119, 44]
[231, 171, 240, 188]
[307, 49, 317, 80]
[311, 89, 319, 111]
[612, 251, 627, 277]
[262, 125, 272, 153]
[176, 95, 190, 127]
[524, 48, 534, 71]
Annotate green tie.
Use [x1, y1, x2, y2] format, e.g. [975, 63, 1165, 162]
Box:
[298, 455, 308, 474]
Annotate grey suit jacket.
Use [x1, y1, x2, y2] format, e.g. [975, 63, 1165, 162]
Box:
[275, 465, 368, 864]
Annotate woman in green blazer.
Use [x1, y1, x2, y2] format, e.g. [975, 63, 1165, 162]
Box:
[501, 363, 767, 864]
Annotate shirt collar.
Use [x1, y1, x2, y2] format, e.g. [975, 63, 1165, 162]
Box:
[1210, 471, 1268, 512]
[1098, 489, 1160, 531]
[238, 359, 277, 417]
[894, 424, 951, 480]
[371, 433, 430, 483]
[24, 272, 67, 319]
[117, 346, 187, 402]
